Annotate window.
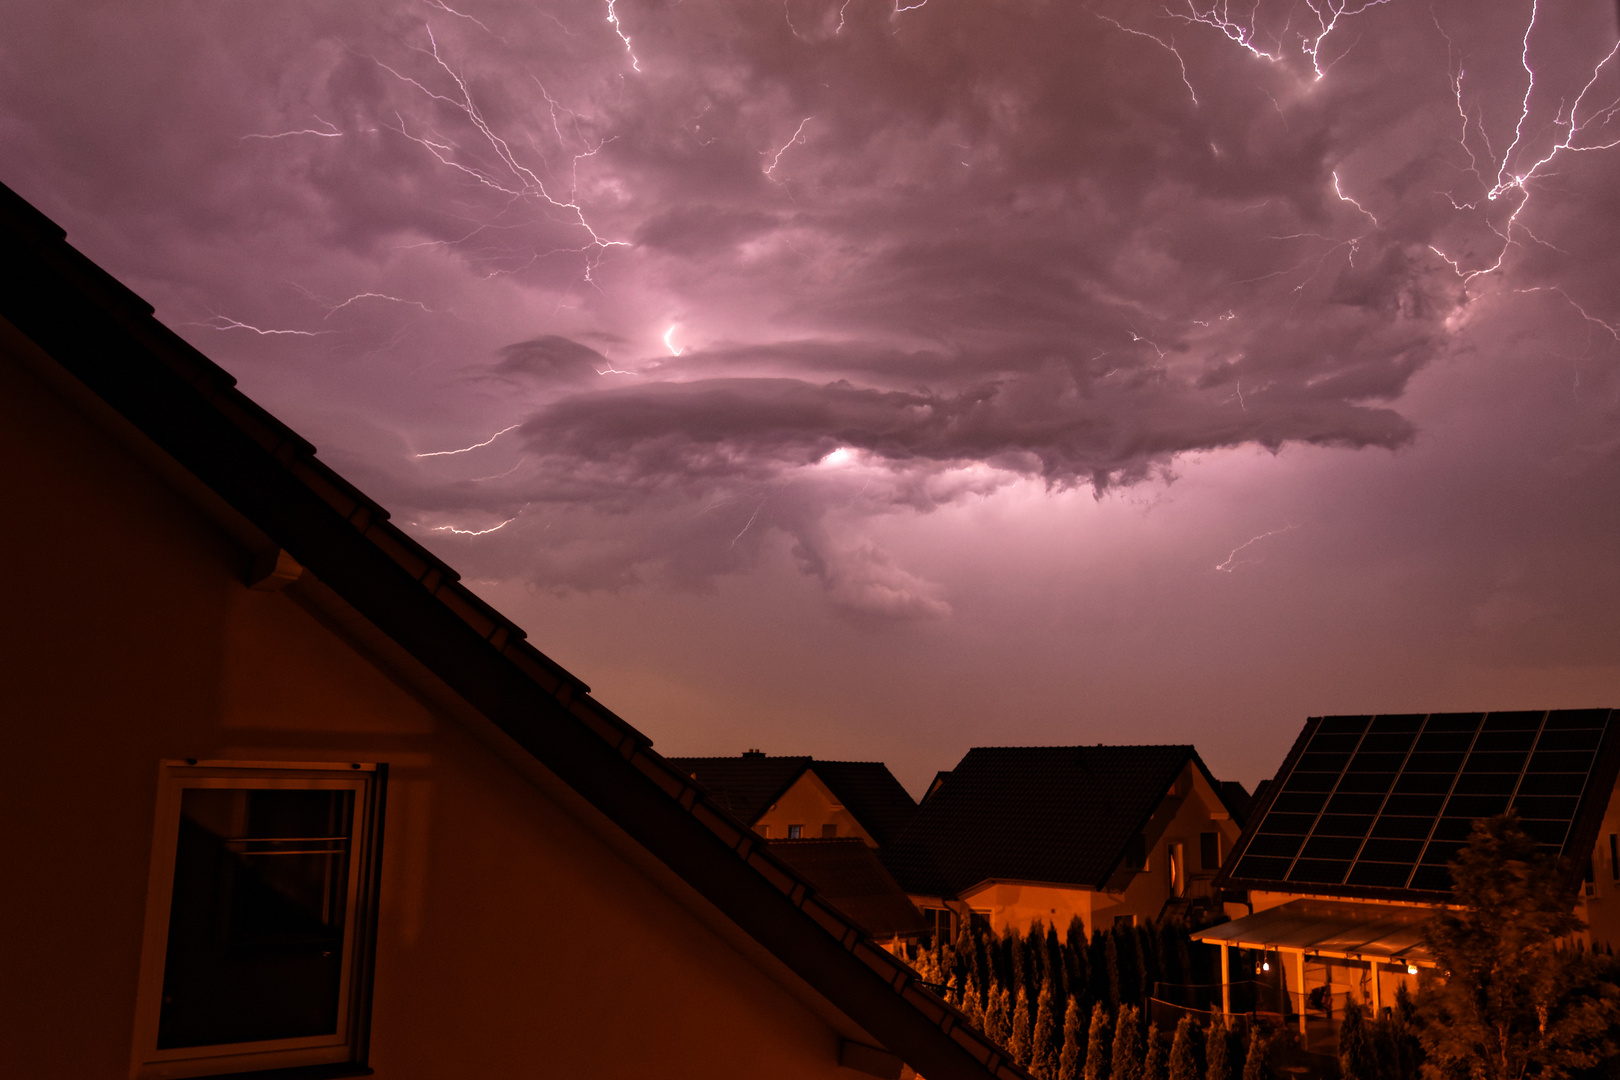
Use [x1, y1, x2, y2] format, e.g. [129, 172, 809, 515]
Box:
[130, 760, 386, 1079]
[1200, 831, 1221, 871]
[821, 823, 838, 838]
[1168, 841, 1185, 898]
[787, 824, 803, 839]
[922, 907, 954, 943]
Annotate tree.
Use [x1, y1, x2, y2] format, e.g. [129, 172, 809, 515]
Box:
[1112, 1004, 1145, 1080]
[1085, 1002, 1113, 1080]
[1417, 813, 1620, 1080]
[1239, 1026, 1267, 1080]
[1013, 985, 1034, 1065]
[1204, 1011, 1232, 1080]
[1058, 995, 1087, 1080]
[1033, 978, 1060, 1078]
[963, 979, 984, 1029]
[1143, 1021, 1167, 1080]
[1168, 1015, 1200, 1080]
[1338, 1001, 1379, 1080]
[985, 983, 1013, 1050]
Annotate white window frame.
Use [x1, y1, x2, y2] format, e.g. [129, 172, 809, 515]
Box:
[129, 760, 386, 1080]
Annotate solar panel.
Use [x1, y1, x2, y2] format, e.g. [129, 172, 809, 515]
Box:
[1230, 709, 1615, 896]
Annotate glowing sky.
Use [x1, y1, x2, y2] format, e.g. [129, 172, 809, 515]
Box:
[4, 0, 1619, 793]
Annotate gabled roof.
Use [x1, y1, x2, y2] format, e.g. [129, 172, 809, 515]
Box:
[0, 181, 1027, 1080]
[884, 745, 1236, 898]
[1216, 710, 1620, 903]
[769, 839, 929, 940]
[668, 755, 920, 848]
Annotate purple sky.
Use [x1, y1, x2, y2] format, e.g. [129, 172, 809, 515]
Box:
[5, 0, 1619, 794]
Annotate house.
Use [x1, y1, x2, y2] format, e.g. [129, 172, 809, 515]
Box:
[1197, 709, 1620, 1033]
[669, 753, 919, 848]
[0, 182, 1031, 1080]
[883, 746, 1251, 940]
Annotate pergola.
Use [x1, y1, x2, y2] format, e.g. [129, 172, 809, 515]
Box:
[1191, 898, 1437, 1033]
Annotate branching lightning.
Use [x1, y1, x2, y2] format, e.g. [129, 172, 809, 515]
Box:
[240, 120, 342, 141]
[376, 26, 630, 282]
[428, 517, 517, 535]
[605, 0, 641, 71]
[764, 117, 814, 179]
[664, 324, 684, 356]
[319, 292, 434, 317]
[1215, 523, 1298, 573]
[1095, 13, 1199, 105]
[416, 423, 521, 457]
[186, 315, 334, 337]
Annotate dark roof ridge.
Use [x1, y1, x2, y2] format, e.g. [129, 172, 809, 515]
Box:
[0, 180, 1027, 1080]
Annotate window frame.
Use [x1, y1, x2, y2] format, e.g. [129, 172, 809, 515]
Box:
[129, 760, 387, 1080]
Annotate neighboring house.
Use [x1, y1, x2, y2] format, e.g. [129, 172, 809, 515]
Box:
[1198, 709, 1620, 1031]
[669, 753, 919, 848]
[884, 746, 1250, 940]
[769, 838, 930, 942]
[0, 183, 1029, 1080]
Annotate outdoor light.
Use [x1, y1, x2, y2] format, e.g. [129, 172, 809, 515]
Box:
[1261, 959, 1271, 972]
[1407, 964, 1419, 975]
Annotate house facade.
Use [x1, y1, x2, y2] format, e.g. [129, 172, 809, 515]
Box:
[1199, 710, 1620, 1035]
[0, 183, 1026, 1080]
[884, 746, 1250, 940]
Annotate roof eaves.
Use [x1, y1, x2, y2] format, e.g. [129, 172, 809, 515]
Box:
[0, 182, 1024, 1080]
[1090, 745, 1196, 889]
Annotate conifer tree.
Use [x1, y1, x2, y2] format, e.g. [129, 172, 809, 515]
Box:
[1111, 1004, 1144, 1080]
[985, 984, 1013, 1050]
[1012, 932, 1029, 1003]
[1090, 930, 1112, 1008]
[948, 970, 964, 1007]
[1203, 1011, 1231, 1080]
[1012, 985, 1034, 1065]
[963, 980, 985, 1029]
[1032, 978, 1059, 1079]
[1057, 994, 1087, 1080]
[1167, 1015, 1199, 1080]
[1048, 923, 1067, 998]
[1084, 1001, 1113, 1080]
[1105, 931, 1123, 1009]
[1239, 1027, 1266, 1080]
[1142, 1022, 1167, 1080]
[1337, 1001, 1378, 1080]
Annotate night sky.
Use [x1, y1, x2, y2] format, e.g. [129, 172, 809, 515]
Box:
[5, 0, 1618, 794]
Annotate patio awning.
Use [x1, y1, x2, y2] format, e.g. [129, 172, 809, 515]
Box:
[1190, 898, 1437, 967]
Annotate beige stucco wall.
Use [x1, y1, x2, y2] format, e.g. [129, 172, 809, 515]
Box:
[0, 338, 861, 1079]
[755, 769, 877, 845]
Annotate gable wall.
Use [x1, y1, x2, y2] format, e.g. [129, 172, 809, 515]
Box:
[0, 335, 860, 1079]
[756, 769, 878, 845]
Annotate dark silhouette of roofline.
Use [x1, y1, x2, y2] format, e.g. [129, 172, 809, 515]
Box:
[0, 181, 1028, 1080]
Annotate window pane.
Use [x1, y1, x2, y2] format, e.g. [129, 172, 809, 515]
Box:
[158, 788, 354, 1050]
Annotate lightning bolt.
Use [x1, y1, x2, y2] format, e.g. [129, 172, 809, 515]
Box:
[1215, 523, 1299, 573]
[376, 26, 630, 282]
[320, 292, 434, 317]
[415, 423, 521, 457]
[240, 121, 342, 141]
[428, 517, 517, 536]
[664, 324, 684, 356]
[1332, 170, 1378, 226]
[605, 0, 641, 71]
[1094, 13, 1199, 106]
[764, 117, 814, 179]
[185, 315, 333, 336]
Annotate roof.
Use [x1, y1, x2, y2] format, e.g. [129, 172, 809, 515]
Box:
[668, 755, 919, 848]
[769, 839, 929, 940]
[883, 745, 1239, 897]
[0, 181, 1027, 1080]
[1217, 710, 1620, 903]
[1191, 899, 1436, 967]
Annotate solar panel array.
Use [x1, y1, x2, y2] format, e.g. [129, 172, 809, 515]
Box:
[1230, 709, 1613, 895]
